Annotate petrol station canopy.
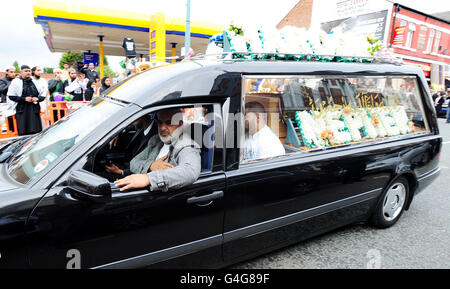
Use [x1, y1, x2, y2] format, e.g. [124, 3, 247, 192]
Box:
[32, 0, 225, 60]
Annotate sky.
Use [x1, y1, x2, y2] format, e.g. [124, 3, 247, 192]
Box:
[0, 0, 448, 74]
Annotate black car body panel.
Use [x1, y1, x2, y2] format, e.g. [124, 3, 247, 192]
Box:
[0, 60, 441, 268]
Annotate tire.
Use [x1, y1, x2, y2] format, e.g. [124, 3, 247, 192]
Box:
[369, 177, 409, 229]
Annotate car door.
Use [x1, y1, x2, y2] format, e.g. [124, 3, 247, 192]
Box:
[223, 150, 391, 263]
[26, 103, 226, 269]
[222, 75, 390, 263]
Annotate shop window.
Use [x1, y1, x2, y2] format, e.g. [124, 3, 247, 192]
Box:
[426, 29, 435, 52]
[406, 23, 416, 48]
[417, 26, 427, 50]
[242, 76, 430, 159]
[433, 31, 441, 53]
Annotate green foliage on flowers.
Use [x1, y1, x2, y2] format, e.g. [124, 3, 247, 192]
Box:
[366, 35, 383, 56]
[229, 23, 244, 36]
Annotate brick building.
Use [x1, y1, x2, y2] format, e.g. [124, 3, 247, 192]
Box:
[277, 0, 314, 29]
[277, 0, 450, 90]
[388, 4, 449, 90]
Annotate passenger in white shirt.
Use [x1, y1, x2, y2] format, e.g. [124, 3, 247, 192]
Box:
[242, 101, 285, 161]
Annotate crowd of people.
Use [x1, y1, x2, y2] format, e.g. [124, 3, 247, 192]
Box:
[432, 89, 450, 123]
[0, 63, 112, 135]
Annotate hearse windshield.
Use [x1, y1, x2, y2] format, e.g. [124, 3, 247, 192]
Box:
[7, 97, 122, 184]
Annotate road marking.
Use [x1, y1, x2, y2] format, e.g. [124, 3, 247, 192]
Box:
[443, 141, 450, 145]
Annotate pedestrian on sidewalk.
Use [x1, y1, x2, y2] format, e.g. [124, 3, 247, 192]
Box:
[65, 70, 88, 101]
[84, 79, 96, 101]
[0, 66, 16, 103]
[98, 76, 112, 95]
[32, 66, 49, 112]
[48, 68, 66, 121]
[81, 63, 99, 83]
[48, 68, 65, 101]
[445, 89, 450, 124]
[7, 65, 45, 136]
[0, 66, 17, 131]
[434, 91, 445, 116]
[61, 63, 71, 82]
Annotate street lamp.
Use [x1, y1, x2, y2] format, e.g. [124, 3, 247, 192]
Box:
[185, 0, 191, 59]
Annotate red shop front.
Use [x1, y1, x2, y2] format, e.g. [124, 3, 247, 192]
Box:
[403, 59, 431, 79]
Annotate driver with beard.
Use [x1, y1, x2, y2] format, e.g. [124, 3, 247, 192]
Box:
[114, 108, 201, 192]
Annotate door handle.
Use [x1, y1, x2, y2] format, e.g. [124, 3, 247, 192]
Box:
[187, 190, 224, 204]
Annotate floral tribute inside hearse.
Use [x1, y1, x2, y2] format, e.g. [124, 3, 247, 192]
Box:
[244, 75, 429, 152]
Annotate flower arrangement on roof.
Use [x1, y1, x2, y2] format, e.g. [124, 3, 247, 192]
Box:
[367, 34, 383, 56]
[204, 22, 404, 65]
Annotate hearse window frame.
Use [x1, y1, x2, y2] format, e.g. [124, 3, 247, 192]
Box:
[238, 74, 432, 168]
[52, 102, 225, 190]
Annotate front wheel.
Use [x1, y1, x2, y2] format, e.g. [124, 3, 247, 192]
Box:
[369, 177, 409, 229]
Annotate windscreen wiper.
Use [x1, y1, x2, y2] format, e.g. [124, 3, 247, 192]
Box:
[0, 137, 30, 163]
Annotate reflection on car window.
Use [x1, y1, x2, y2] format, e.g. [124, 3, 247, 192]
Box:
[242, 101, 286, 162]
[8, 97, 122, 184]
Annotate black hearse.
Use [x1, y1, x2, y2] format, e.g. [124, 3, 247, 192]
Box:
[0, 59, 441, 268]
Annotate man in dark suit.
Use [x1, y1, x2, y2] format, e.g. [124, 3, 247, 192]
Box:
[0, 66, 16, 103]
[81, 63, 99, 83]
[434, 91, 446, 116]
[81, 63, 99, 100]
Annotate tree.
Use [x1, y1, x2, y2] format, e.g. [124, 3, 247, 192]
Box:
[95, 65, 117, 77]
[59, 53, 109, 69]
[12, 61, 20, 72]
[102, 55, 109, 66]
[43, 67, 54, 74]
[59, 53, 83, 69]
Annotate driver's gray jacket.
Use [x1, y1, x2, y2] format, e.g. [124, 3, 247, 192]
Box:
[146, 134, 201, 192]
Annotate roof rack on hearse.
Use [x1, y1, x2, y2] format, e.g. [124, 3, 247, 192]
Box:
[190, 52, 380, 64]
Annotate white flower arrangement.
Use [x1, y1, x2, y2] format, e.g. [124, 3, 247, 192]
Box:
[372, 107, 400, 137]
[241, 26, 264, 53]
[324, 110, 352, 144]
[295, 111, 325, 148]
[367, 108, 387, 138]
[227, 30, 249, 53]
[294, 105, 417, 149]
[342, 109, 363, 141]
[356, 108, 378, 139]
[206, 23, 377, 60]
[278, 26, 309, 55]
[391, 106, 412, 134]
[293, 105, 415, 150]
[311, 110, 327, 134]
[205, 41, 224, 59]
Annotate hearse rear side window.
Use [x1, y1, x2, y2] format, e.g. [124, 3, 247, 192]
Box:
[241, 75, 430, 163]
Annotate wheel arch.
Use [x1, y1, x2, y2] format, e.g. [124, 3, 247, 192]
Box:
[400, 172, 418, 211]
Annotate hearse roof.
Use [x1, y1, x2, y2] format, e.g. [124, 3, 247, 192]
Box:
[106, 59, 425, 108]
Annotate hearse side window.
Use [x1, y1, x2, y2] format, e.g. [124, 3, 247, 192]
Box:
[89, 105, 215, 183]
[241, 75, 429, 162]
